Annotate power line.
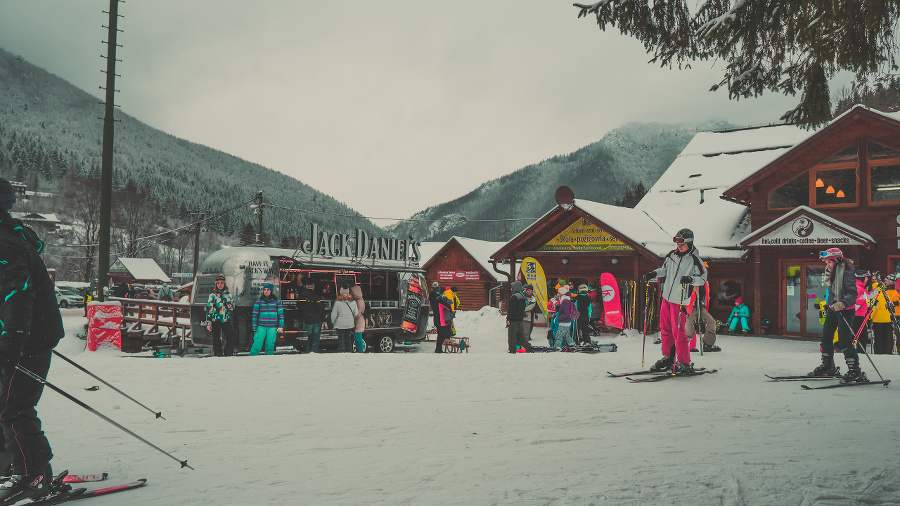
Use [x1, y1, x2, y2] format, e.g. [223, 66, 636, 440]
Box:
[266, 203, 539, 223]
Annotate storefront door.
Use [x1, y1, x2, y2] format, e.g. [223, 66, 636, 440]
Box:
[783, 262, 827, 337]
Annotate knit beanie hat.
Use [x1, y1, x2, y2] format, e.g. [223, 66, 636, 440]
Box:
[0, 178, 16, 210]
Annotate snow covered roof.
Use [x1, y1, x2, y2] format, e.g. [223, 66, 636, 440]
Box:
[634, 126, 807, 253]
[11, 211, 61, 223]
[111, 258, 171, 283]
[450, 237, 510, 282]
[573, 199, 673, 256]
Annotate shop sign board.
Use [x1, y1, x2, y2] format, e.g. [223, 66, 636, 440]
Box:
[748, 216, 864, 247]
[539, 218, 633, 252]
[437, 270, 481, 281]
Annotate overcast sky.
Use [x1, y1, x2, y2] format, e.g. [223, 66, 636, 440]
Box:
[0, 1, 802, 224]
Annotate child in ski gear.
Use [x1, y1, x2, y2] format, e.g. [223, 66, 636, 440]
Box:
[250, 282, 284, 356]
[0, 178, 60, 504]
[642, 228, 708, 373]
[330, 286, 358, 352]
[546, 293, 560, 343]
[506, 282, 534, 352]
[809, 248, 864, 382]
[296, 280, 326, 353]
[552, 287, 578, 348]
[205, 274, 235, 357]
[726, 297, 751, 333]
[349, 285, 367, 353]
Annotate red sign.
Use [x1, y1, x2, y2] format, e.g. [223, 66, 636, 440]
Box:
[437, 270, 481, 281]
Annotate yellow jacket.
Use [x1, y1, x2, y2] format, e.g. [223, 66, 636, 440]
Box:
[443, 288, 460, 311]
[871, 282, 900, 323]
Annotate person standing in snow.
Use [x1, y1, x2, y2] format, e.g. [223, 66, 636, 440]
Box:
[809, 248, 865, 382]
[573, 284, 594, 345]
[552, 286, 578, 348]
[433, 288, 454, 353]
[157, 282, 174, 302]
[205, 274, 235, 357]
[685, 281, 721, 352]
[506, 282, 534, 353]
[330, 285, 358, 353]
[870, 274, 898, 355]
[250, 282, 284, 356]
[0, 178, 61, 503]
[349, 285, 367, 353]
[852, 270, 876, 348]
[296, 279, 326, 353]
[642, 228, 708, 374]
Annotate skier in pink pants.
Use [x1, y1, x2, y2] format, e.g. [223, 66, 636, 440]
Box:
[642, 228, 708, 374]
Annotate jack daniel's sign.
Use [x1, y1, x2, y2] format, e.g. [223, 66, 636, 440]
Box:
[299, 224, 422, 264]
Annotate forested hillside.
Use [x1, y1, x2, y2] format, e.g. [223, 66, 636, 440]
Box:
[388, 121, 732, 242]
[0, 48, 381, 281]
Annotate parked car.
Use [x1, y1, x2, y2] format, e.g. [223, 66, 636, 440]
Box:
[55, 286, 85, 308]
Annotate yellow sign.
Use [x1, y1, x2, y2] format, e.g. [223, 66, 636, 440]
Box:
[539, 218, 633, 252]
[521, 257, 549, 321]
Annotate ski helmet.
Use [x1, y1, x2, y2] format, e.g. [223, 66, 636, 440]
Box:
[819, 247, 844, 262]
[673, 228, 694, 244]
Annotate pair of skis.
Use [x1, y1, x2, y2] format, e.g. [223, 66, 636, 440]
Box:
[607, 367, 717, 382]
[766, 373, 891, 390]
[11, 471, 146, 505]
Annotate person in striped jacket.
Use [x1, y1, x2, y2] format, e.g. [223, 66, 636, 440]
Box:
[250, 282, 284, 356]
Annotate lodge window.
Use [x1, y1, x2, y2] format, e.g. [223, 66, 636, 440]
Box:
[868, 141, 900, 205]
[768, 173, 809, 209]
[813, 167, 857, 206]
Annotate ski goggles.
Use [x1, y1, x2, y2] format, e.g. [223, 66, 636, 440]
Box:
[673, 236, 692, 244]
[818, 249, 843, 260]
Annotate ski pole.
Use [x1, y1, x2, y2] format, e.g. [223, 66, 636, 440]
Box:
[641, 281, 651, 368]
[14, 364, 194, 470]
[835, 309, 886, 383]
[52, 350, 165, 420]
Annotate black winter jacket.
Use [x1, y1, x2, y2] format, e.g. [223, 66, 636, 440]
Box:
[0, 212, 64, 351]
[507, 292, 527, 322]
[295, 287, 326, 324]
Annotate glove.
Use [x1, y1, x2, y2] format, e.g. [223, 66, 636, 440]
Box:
[0, 331, 26, 372]
[680, 276, 693, 285]
[641, 272, 655, 282]
[831, 302, 846, 311]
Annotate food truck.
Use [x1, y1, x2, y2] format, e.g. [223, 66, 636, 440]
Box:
[190, 227, 430, 353]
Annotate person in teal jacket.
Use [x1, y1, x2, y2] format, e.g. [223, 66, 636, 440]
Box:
[250, 282, 284, 356]
[726, 296, 751, 333]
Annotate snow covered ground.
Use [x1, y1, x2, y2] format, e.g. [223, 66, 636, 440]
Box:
[37, 307, 900, 505]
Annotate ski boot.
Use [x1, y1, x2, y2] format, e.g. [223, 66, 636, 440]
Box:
[808, 353, 838, 377]
[673, 362, 696, 375]
[0, 463, 52, 505]
[841, 357, 868, 383]
[649, 354, 674, 372]
[702, 343, 721, 352]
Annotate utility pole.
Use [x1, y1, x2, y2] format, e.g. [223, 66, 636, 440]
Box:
[189, 211, 208, 275]
[251, 192, 265, 244]
[96, 0, 122, 301]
